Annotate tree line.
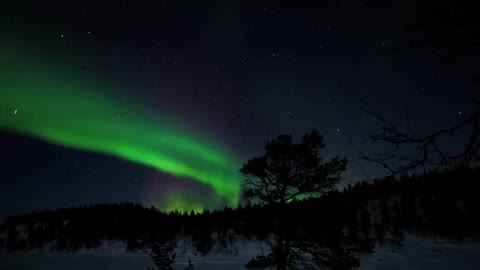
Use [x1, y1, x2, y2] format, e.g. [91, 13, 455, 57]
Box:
[1, 168, 479, 266]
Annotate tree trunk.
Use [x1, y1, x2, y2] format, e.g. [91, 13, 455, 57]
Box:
[276, 231, 286, 270]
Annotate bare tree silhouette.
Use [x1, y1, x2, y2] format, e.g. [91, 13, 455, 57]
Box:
[360, 99, 480, 176]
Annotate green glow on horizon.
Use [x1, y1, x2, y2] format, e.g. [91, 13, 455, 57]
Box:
[0, 44, 241, 209]
[163, 193, 207, 214]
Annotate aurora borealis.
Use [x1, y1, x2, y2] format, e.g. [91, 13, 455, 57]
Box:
[0, 43, 241, 211]
[1, 0, 477, 220]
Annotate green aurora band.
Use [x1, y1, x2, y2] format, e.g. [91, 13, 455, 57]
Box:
[0, 44, 241, 210]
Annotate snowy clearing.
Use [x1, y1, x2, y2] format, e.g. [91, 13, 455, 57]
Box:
[1, 235, 480, 270]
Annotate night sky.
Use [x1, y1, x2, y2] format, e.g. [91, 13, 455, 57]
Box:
[0, 0, 478, 221]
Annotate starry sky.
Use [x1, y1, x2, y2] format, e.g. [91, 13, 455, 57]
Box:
[0, 0, 478, 220]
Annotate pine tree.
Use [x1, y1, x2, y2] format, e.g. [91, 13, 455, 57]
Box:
[241, 129, 347, 270]
[148, 234, 176, 270]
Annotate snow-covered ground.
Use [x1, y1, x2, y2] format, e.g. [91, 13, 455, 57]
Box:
[358, 235, 480, 270]
[1, 235, 479, 270]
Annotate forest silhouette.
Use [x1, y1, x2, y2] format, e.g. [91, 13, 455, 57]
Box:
[2, 167, 479, 269]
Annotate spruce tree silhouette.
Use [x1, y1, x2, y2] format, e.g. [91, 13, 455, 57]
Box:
[240, 129, 348, 270]
[147, 233, 176, 270]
